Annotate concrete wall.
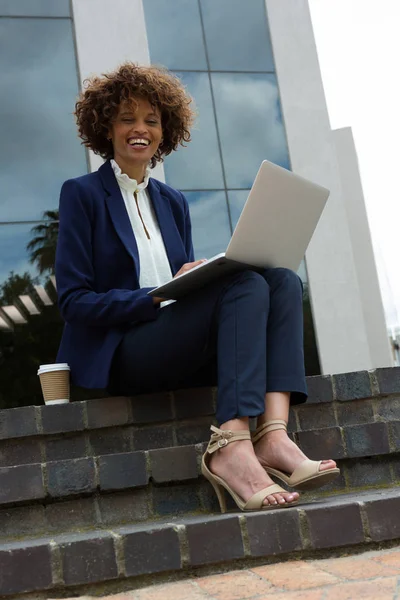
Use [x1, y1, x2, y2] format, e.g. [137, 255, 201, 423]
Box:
[265, 0, 376, 374]
[333, 127, 392, 367]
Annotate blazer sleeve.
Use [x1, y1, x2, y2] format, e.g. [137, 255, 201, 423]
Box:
[181, 191, 195, 262]
[55, 179, 158, 327]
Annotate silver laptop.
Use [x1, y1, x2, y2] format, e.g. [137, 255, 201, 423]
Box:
[148, 160, 330, 300]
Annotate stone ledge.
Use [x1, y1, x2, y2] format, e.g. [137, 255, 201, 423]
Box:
[1, 487, 399, 596]
[0, 368, 399, 442]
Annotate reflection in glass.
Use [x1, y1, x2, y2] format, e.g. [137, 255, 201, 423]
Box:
[144, 0, 207, 70]
[164, 72, 224, 190]
[200, 0, 274, 72]
[228, 190, 250, 230]
[0, 18, 87, 222]
[0, 0, 70, 17]
[185, 191, 231, 259]
[211, 72, 290, 188]
[0, 222, 64, 409]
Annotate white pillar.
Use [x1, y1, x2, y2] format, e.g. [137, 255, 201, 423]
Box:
[265, 0, 373, 374]
[71, 0, 165, 181]
[333, 127, 392, 367]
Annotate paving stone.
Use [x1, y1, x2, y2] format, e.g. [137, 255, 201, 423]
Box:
[317, 554, 400, 579]
[123, 526, 181, 576]
[375, 396, 400, 421]
[364, 495, 400, 542]
[252, 560, 339, 590]
[173, 387, 215, 418]
[344, 423, 390, 458]
[40, 402, 85, 434]
[0, 544, 52, 595]
[0, 505, 47, 540]
[149, 445, 198, 483]
[247, 508, 303, 556]
[133, 424, 174, 451]
[0, 463, 44, 504]
[135, 580, 207, 600]
[60, 534, 118, 585]
[86, 397, 132, 429]
[97, 489, 150, 525]
[0, 437, 42, 467]
[374, 366, 400, 395]
[345, 457, 392, 488]
[89, 427, 133, 456]
[186, 516, 244, 566]
[45, 434, 87, 462]
[175, 422, 213, 446]
[152, 482, 202, 516]
[98, 451, 148, 491]
[333, 371, 372, 401]
[305, 375, 334, 404]
[305, 503, 364, 549]
[324, 577, 398, 600]
[296, 403, 337, 431]
[335, 399, 375, 426]
[131, 392, 173, 423]
[47, 457, 96, 498]
[45, 497, 98, 533]
[296, 427, 345, 460]
[197, 569, 274, 599]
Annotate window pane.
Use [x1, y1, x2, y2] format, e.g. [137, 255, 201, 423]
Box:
[0, 222, 64, 409]
[0, 18, 87, 222]
[185, 191, 231, 259]
[0, 0, 70, 17]
[200, 0, 274, 71]
[228, 190, 250, 230]
[211, 73, 290, 188]
[164, 72, 224, 190]
[144, 0, 207, 70]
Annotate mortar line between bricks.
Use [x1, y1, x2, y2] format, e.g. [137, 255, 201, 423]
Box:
[50, 540, 63, 586]
[298, 508, 312, 550]
[358, 502, 372, 543]
[93, 455, 100, 488]
[175, 523, 190, 567]
[238, 514, 251, 557]
[82, 400, 89, 430]
[110, 530, 125, 577]
[34, 405, 44, 435]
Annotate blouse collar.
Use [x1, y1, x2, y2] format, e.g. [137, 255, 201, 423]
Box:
[111, 159, 151, 193]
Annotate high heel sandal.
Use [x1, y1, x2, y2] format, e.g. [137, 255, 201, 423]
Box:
[252, 419, 340, 491]
[201, 425, 298, 513]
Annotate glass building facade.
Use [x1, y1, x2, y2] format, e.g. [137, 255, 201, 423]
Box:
[0, 0, 320, 409]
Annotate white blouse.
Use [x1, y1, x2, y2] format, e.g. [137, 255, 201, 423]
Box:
[111, 160, 174, 306]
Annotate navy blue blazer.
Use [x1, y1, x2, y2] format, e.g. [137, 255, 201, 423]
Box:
[55, 160, 194, 389]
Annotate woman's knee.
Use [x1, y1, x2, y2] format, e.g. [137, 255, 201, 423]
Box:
[237, 270, 270, 295]
[265, 268, 303, 293]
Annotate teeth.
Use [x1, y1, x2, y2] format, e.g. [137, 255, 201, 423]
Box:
[128, 138, 150, 146]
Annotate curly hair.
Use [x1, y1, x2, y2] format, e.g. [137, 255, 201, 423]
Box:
[75, 63, 195, 167]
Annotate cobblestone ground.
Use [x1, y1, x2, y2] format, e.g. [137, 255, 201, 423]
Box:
[61, 545, 400, 600]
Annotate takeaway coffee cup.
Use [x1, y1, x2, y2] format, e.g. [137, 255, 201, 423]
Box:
[37, 363, 70, 405]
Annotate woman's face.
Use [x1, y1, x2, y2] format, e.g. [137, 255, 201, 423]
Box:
[109, 97, 163, 169]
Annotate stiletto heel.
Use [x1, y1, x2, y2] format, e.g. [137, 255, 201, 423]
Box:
[252, 419, 340, 491]
[202, 425, 297, 512]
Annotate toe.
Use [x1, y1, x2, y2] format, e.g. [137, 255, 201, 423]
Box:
[320, 459, 337, 471]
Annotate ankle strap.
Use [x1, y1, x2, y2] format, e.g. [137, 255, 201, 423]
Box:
[206, 425, 251, 455]
[252, 419, 287, 444]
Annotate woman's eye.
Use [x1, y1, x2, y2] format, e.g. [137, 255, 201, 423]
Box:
[147, 120, 158, 125]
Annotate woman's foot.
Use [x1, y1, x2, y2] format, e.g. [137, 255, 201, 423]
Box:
[254, 428, 337, 476]
[209, 438, 299, 507]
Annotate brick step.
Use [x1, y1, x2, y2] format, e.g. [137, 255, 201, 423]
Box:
[1, 434, 399, 529]
[1, 369, 400, 464]
[1, 486, 400, 597]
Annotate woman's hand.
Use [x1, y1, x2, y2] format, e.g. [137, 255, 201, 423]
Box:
[174, 259, 207, 279]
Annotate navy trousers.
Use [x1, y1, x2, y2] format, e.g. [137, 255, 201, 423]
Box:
[108, 268, 307, 424]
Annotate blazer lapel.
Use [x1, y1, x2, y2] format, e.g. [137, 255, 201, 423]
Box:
[148, 178, 183, 274]
[99, 161, 140, 278]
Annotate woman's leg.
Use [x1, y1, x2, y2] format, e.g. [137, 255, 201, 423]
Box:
[110, 270, 298, 506]
[253, 268, 336, 473]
